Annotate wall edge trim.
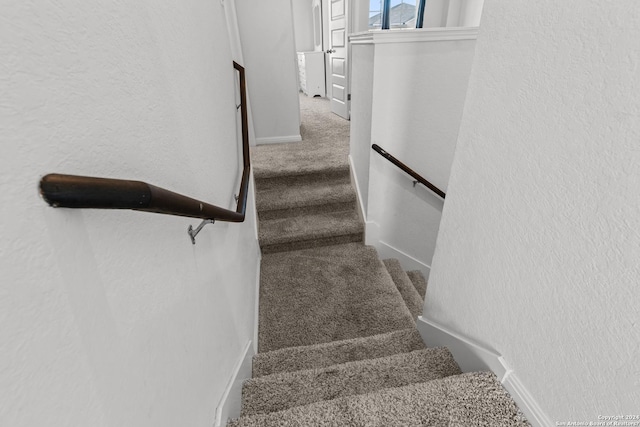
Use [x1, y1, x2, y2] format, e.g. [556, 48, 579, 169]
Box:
[416, 316, 551, 427]
[375, 239, 431, 278]
[214, 341, 254, 427]
[502, 372, 553, 427]
[350, 27, 478, 45]
[255, 135, 302, 145]
[348, 154, 368, 223]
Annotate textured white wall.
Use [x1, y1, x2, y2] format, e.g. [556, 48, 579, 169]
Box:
[371, 39, 476, 193]
[349, 32, 476, 270]
[424, 0, 484, 27]
[426, 0, 640, 420]
[235, 0, 301, 144]
[292, 0, 315, 52]
[368, 38, 475, 269]
[0, 1, 260, 426]
[349, 43, 375, 214]
[351, 0, 370, 33]
[459, 0, 484, 27]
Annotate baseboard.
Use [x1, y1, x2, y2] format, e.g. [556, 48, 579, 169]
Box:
[502, 371, 553, 427]
[348, 155, 367, 224]
[416, 317, 551, 427]
[363, 220, 380, 247]
[374, 240, 431, 279]
[252, 256, 261, 355]
[363, 221, 431, 279]
[214, 341, 254, 427]
[255, 134, 302, 145]
[416, 316, 507, 377]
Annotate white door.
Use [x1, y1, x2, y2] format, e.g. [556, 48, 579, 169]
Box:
[327, 0, 349, 119]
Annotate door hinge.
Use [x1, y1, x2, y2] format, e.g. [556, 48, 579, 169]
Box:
[348, 94, 351, 101]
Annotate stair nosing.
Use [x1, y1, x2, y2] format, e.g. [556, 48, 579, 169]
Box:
[249, 346, 455, 383]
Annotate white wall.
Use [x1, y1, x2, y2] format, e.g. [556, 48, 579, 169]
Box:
[0, 2, 260, 426]
[292, 0, 315, 52]
[459, 0, 484, 27]
[351, 0, 371, 33]
[426, 0, 640, 421]
[424, 0, 484, 28]
[349, 43, 375, 212]
[235, 0, 302, 144]
[349, 30, 477, 273]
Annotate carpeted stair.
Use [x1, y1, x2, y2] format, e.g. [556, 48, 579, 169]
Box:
[230, 95, 530, 426]
[382, 258, 424, 319]
[254, 165, 363, 254]
[241, 347, 461, 416]
[407, 269, 428, 299]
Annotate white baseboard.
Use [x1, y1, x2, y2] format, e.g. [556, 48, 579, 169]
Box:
[416, 316, 551, 427]
[253, 256, 261, 355]
[502, 371, 553, 427]
[255, 134, 302, 145]
[374, 239, 431, 280]
[348, 155, 367, 224]
[416, 316, 507, 377]
[214, 341, 254, 427]
[363, 220, 380, 246]
[362, 219, 431, 280]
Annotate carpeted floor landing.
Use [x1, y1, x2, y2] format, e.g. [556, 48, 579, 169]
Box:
[228, 94, 530, 426]
[258, 243, 415, 352]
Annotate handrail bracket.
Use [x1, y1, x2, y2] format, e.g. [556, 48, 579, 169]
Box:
[188, 219, 215, 245]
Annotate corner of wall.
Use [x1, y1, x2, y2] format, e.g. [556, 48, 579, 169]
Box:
[416, 316, 552, 427]
[348, 154, 367, 222]
[214, 341, 255, 427]
[255, 135, 302, 145]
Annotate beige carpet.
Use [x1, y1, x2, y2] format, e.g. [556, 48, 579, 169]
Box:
[252, 94, 361, 254]
[241, 347, 461, 416]
[251, 328, 426, 378]
[251, 94, 350, 179]
[258, 243, 415, 352]
[229, 372, 530, 427]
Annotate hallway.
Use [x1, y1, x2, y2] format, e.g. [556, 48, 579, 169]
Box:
[251, 94, 350, 179]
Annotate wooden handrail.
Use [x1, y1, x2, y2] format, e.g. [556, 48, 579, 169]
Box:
[40, 62, 251, 223]
[371, 144, 446, 199]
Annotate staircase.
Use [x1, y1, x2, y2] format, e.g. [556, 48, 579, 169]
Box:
[228, 96, 529, 426]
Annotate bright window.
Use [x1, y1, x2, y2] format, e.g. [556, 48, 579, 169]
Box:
[369, 0, 417, 29]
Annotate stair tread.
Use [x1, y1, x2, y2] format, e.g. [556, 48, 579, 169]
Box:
[229, 371, 530, 426]
[256, 181, 356, 213]
[258, 210, 363, 253]
[382, 259, 424, 319]
[258, 243, 415, 353]
[252, 328, 425, 378]
[407, 270, 427, 299]
[252, 145, 350, 181]
[241, 347, 461, 417]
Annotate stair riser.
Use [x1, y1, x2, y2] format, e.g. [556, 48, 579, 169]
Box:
[252, 328, 426, 378]
[241, 348, 461, 417]
[257, 201, 357, 221]
[254, 169, 351, 192]
[229, 372, 529, 427]
[383, 259, 424, 319]
[260, 232, 363, 254]
[407, 270, 428, 299]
